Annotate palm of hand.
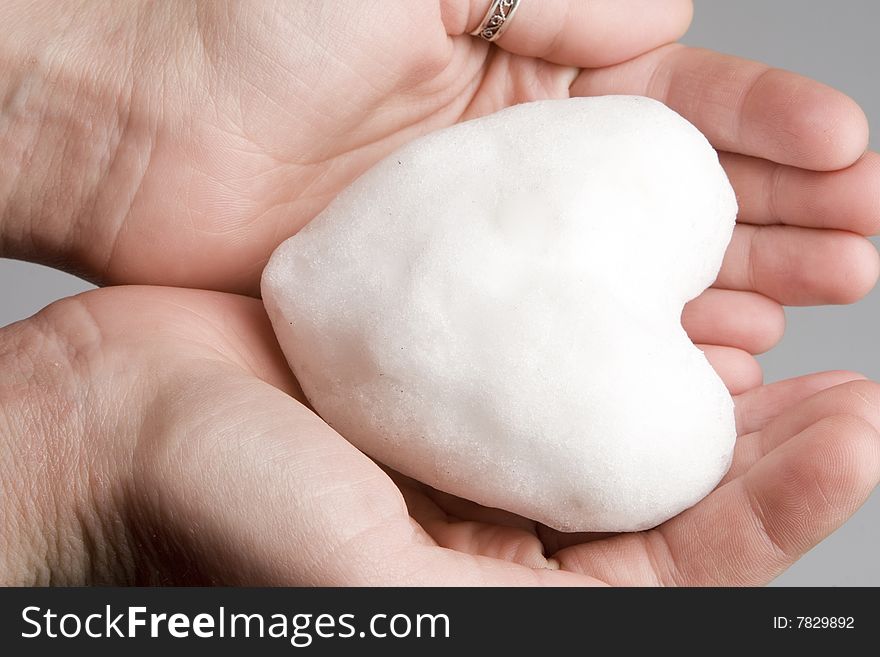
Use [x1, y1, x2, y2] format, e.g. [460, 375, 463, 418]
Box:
[7, 1, 880, 584]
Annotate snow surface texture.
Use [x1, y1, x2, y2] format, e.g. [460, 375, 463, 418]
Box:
[263, 96, 738, 532]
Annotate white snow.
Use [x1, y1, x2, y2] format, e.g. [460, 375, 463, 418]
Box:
[263, 96, 738, 532]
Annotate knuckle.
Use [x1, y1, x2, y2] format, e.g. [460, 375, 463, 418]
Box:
[0, 290, 133, 583]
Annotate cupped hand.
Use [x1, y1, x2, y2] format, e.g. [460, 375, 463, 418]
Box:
[2, 286, 877, 585]
[2, 0, 878, 394]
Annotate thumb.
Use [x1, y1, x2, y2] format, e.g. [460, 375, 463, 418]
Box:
[443, 0, 693, 67]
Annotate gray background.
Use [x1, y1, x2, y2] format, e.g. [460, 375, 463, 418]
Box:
[0, 0, 876, 585]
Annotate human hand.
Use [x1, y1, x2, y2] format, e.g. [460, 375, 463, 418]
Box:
[2, 285, 878, 585]
[2, 0, 877, 395]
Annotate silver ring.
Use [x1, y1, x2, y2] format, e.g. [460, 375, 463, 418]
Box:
[469, 0, 522, 42]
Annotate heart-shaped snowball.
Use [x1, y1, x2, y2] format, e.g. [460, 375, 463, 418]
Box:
[262, 96, 738, 532]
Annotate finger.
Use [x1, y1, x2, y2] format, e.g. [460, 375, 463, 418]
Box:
[728, 379, 880, 481]
[682, 289, 784, 354]
[714, 224, 880, 305]
[554, 412, 880, 585]
[417, 480, 538, 532]
[699, 345, 762, 394]
[670, 413, 880, 586]
[398, 481, 552, 569]
[395, 545, 604, 585]
[445, 0, 693, 67]
[569, 45, 869, 170]
[721, 151, 880, 235]
[733, 371, 867, 436]
[536, 527, 619, 555]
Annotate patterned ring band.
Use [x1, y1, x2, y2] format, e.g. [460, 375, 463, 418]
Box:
[469, 0, 522, 42]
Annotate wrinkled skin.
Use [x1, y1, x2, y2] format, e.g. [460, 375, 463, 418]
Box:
[1, 1, 879, 584]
